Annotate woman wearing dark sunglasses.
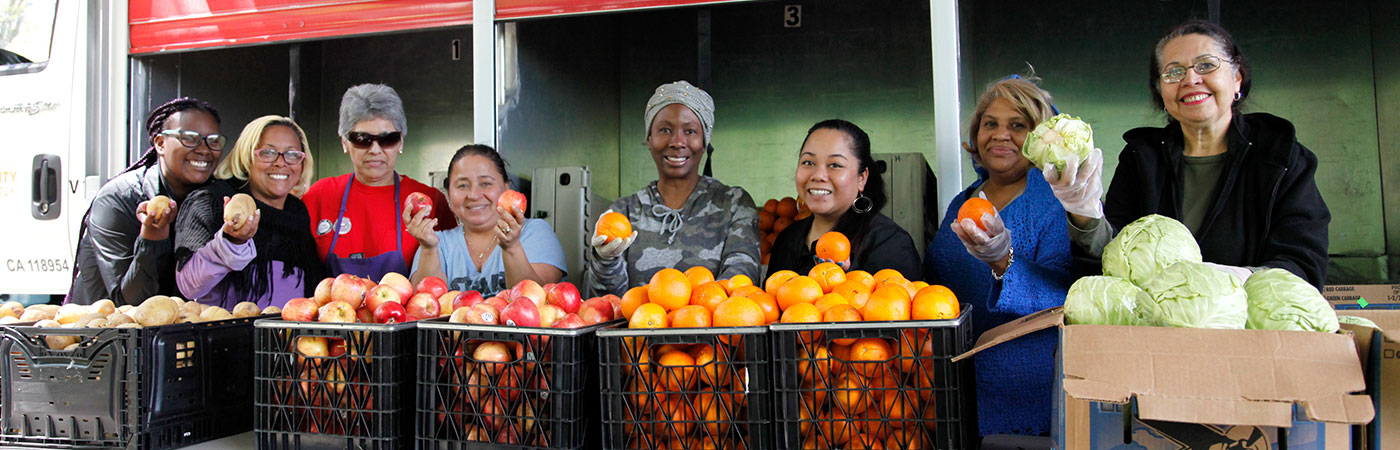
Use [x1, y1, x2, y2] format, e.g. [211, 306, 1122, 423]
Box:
[172, 116, 325, 309]
[69, 97, 225, 305]
[302, 84, 455, 282]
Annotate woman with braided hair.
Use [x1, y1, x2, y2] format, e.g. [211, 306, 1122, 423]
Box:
[69, 98, 225, 305]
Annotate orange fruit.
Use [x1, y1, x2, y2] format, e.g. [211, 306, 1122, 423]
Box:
[713, 296, 764, 345]
[863, 286, 912, 322]
[815, 231, 851, 262]
[813, 293, 852, 312]
[656, 350, 696, 391]
[832, 279, 873, 309]
[776, 197, 798, 218]
[829, 343, 852, 376]
[818, 410, 856, 446]
[671, 305, 713, 328]
[780, 302, 822, 324]
[845, 270, 876, 290]
[620, 286, 650, 320]
[774, 216, 794, 233]
[878, 391, 918, 422]
[629, 303, 669, 329]
[808, 262, 848, 293]
[848, 338, 894, 379]
[689, 281, 729, 312]
[730, 284, 763, 299]
[694, 392, 733, 437]
[758, 210, 776, 232]
[910, 369, 937, 403]
[871, 269, 905, 286]
[888, 426, 928, 450]
[912, 284, 960, 320]
[867, 370, 902, 403]
[597, 211, 634, 242]
[749, 292, 781, 324]
[684, 266, 715, 287]
[897, 332, 934, 375]
[957, 196, 996, 231]
[647, 268, 692, 311]
[799, 344, 833, 381]
[775, 276, 823, 310]
[822, 305, 864, 345]
[851, 432, 886, 449]
[833, 372, 871, 415]
[626, 375, 664, 416]
[764, 198, 779, 214]
[802, 375, 830, 413]
[689, 344, 723, 387]
[911, 281, 930, 291]
[722, 274, 753, 295]
[765, 270, 800, 294]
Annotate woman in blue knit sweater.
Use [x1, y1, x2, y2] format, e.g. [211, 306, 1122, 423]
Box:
[924, 75, 1076, 436]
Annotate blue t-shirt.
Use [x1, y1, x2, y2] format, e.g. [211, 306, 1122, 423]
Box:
[411, 219, 567, 294]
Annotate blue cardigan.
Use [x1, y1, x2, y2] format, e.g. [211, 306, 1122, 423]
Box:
[923, 168, 1074, 436]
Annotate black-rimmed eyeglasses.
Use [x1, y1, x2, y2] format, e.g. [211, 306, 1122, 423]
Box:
[160, 129, 226, 151]
[256, 148, 306, 164]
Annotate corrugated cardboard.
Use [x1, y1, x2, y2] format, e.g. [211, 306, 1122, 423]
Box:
[1330, 289, 1399, 450]
[1323, 284, 1400, 309]
[957, 307, 1374, 450]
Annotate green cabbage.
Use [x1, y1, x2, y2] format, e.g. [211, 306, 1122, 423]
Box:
[1243, 269, 1338, 332]
[1102, 215, 1202, 286]
[1140, 261, 1248, 329]
[1336, 315, 1379, 329]
[1064, 276, 1155, 326]
[1022, 114, 1094, 171]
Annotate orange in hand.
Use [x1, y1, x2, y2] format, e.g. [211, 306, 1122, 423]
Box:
[957, 197, 996, 231]
[648, 268, 692, 311]
[596, 211, 633, 242]
[815, 231, 851, 263]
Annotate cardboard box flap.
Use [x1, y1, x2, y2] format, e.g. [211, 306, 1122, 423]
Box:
[953, 307, 1063, 362]
[1061, 324, 1374, 426]
[1337, 310, 1400, 342]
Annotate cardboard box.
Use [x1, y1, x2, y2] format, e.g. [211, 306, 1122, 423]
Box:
[956, 308, 1374, 450]
[1323, 284, 1400, 310]
[1327, 288, 1399, 450]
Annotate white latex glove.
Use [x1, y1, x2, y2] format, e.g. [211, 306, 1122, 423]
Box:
[1202, 262, 1254, 285]
[950, 195, 1012, 265]
[590, 210, 637, 260]
[1043, 147, 1105, 220]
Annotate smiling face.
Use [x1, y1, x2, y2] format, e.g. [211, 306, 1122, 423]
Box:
[974, 98, 1034, 178]
[796, 128, 868, 219]
[248, 125, 304, 207]
[342, 117, 401, 186]
[1158, 33, 1241, 130]
[155, 110, 222, 193]
[447, 154, 508, 231]
[646, 103, 705, 182]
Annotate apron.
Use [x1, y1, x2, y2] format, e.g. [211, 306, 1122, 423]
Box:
[324, 174, 407, 280]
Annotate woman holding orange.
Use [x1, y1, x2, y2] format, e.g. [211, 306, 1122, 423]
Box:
[923, 75, 1075, 437]
[766, 119, 920, 279]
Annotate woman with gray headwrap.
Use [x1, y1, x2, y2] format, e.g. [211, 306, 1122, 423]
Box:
[586, 81, 761, 296]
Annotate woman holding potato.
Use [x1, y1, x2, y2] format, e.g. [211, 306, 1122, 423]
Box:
[173, 116, 324, 309]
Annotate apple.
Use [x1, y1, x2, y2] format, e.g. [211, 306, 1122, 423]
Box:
[473, 341, 513, 377]
[328, 338, 347, 357]
[330, 274, 368, 308]
[312, 278, 334, 306]
[405, 292, 441, 320]
[374, 301, 408, 324]
[406, 192, 433, 218]
[545, 282, 583, 314]
[496, 189, 527, 215]
[437, 291, 459, 317]
[317, 301, 357, 323]
[578, 298, 615, 325]
[281, 298, 319, 322]
[364, 284, 403, 313]
[500, 299, 540, 328]
[511, 279, 547, 306]
[537, 304, 564, 327]
[600, 294, 623, 319]
[451, 303, 499, 325]
[378, 272, 415, 300]
[296, 336, 329, 357]
[356, 307, 374, 324]
[451, 290, 485, 311]
[553, 313, 586, 329]
[484, 296, 509, 312]
[415, 276, 449, 300]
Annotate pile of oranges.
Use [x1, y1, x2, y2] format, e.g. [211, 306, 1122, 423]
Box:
[758, 197, 810, 264]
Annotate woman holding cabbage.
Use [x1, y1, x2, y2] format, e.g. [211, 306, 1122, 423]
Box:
[923, 74, 1075, 437]
[1046, 20, 1330, 288]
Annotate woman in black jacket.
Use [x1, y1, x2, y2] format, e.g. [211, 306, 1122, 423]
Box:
[1046, 19, 1330, 288]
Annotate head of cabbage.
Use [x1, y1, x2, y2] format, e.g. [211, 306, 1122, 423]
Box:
[1139, 260, 1248, 329]
[1065, 276, 1155, 326]
[1102, 215, 1202, 286]
[1022, 114, 1094, 171]
[1243, 268, 1339, 332]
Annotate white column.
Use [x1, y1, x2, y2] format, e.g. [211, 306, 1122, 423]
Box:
[930, 0, 962, 223]
[473, 0, 497, 148]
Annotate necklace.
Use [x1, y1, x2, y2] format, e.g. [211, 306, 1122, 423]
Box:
[464, 230, 499, 262]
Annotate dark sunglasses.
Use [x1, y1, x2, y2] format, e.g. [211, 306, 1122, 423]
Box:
[346, 131, 402, 149]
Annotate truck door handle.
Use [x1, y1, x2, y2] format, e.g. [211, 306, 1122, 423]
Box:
[32, 154, 60, 220]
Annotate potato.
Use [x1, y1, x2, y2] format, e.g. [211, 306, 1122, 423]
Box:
[105, 313, 134, 327]
[85, 319, 109, 328]
[179, 301, 203, 317]
[115, 323, 141, 329]
[0, 316, 19, 324]
[18, 309, 53, 322]
[55, 304, 89, 325]
[131, 296, 178, 327]
[224, 193, 258, 228]
[147, 195, 172, 222]
[118, 305, 134, 314]
[73, 312, 107, 328]
[91, 300, 117, 316]
[63, 342, 81, 351]
[34, 319, 60, 328]
[231, 302, 261, 318]
[199, 307, 233, 322]
[262, 305, 282, 315]
[46, 335, 79, 350]
[0, 301, 24, 319]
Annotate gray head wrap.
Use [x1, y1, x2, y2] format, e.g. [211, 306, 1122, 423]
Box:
[644, 81, 715, 146]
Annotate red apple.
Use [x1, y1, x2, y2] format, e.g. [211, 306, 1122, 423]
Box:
[415, 276, 449, 300]
[328, 338, 347, 357]
[467, 304, 501, 325]
[405, 292, 441, 320]
[378, 272, 415, 299]
[296, 336, 329, 357]
[496, 189, 527, 215]
[578, 298, 615, 325]
[484, 296, 509, 312]
[545, 282, 583, 314]
[364, 284, 403, 313]
[374, 301, 408, 324]
[511, 279, 547, 307]
[312, 278, 334, 306]
[452, 290, 485, 311]
[553, 313, 586, 329]
[501, 299, 541, 328]
[473, 341, 513, 377]
[356, 307, 374, 324]
[406, 192, 433, 218]
[437, 291, 459, 317]
[600, 294, 623, 319]
[330, 274, 368, 308]
[537, 304, 564, 327]
[317, 301, 357, 323]
[281, 298, 319, 322]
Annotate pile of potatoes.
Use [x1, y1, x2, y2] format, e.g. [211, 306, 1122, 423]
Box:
[0, 296, 281, 350]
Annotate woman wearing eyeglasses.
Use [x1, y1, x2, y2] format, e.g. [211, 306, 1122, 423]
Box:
[1047, 20, 1330, 287]
[69, 97, 225, 305]
[172, 116, 325, 308]
[303, 84, 456, 282]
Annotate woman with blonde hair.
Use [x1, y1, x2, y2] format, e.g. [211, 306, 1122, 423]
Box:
[174, 115, 324, 308]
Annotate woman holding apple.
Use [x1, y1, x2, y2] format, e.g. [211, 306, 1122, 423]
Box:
[173, 115, 325, 309]
[585, 81, 761, 296]
[406, 144, 566, 294]
[923, 74, 1076, 437]
[302, 84, 455, 282]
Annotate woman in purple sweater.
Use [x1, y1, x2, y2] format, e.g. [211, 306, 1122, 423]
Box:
[174, 116, 324, 309]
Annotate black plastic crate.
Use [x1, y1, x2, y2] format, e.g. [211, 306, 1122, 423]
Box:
[0, 315, 261, 450]
[597, 325, 772, 450]
[254, 319, 416, 450]
[416, 317, 620, 449]
[769, 306, 974, 450]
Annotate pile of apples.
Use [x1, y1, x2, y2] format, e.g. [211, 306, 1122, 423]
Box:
[280, 272, 456, 324]
[445, 279, 621, 329]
